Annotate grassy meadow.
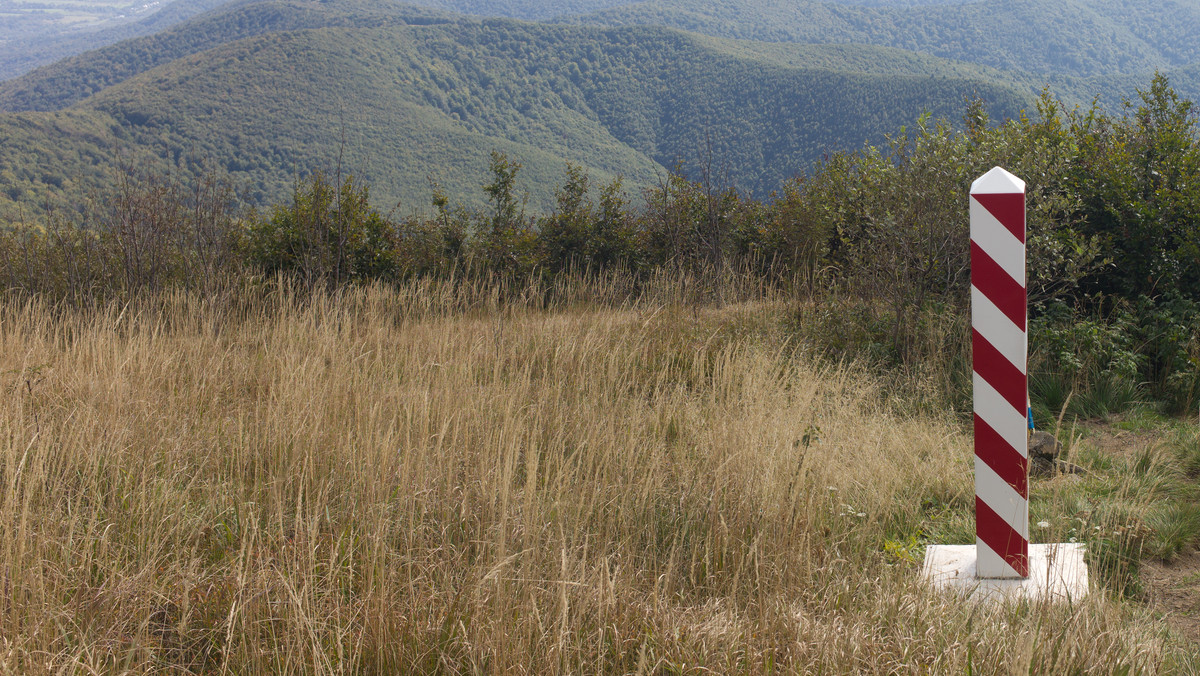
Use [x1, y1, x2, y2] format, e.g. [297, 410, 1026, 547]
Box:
[0, 275, 1196, 674]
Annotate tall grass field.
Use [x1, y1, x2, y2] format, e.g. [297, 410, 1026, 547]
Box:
[0, 278, 1194, 673]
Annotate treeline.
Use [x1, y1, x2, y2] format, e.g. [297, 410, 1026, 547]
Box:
[3, 77, 1199, 414]
[417, 0, 636, 20]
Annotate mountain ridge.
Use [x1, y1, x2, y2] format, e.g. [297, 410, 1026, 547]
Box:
[559, 0, 1200, 78]
[0, 14, 1029, 216]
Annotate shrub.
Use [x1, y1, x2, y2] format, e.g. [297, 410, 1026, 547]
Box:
[1029, 300, 1144, 419]
[243, 172, 397, 286]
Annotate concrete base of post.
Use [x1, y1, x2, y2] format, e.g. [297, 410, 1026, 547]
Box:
[922, 543, 1088, 603]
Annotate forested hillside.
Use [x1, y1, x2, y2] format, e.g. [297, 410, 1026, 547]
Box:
[0, 0, 457, 112]
[821, 0, 971, 5]
[0, 17, 1027, 215]
[565, 0, 1200, 78]
[7, 0, 1199, 216]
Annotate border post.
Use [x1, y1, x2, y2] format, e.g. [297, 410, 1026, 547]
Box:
[970, 166, 1029, 579]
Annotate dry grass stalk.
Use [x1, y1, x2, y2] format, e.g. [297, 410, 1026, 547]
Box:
[0, 281, 1189, 674]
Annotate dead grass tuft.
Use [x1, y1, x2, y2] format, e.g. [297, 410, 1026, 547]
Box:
[0, 281, 1191, 673]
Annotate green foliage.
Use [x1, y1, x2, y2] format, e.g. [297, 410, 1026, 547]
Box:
[1030, 293, 1200, 419]
[770, 79, 1200, 418]
[1128, 294, 1200, 415]
[0, 165, 241, 301]
[479, 151, 537, 273]
[1029, 301, 1143, 418]
[882, 534, 922, 565]
[244, 172, 397, 286]
[771, 96, 1100, 370]
[538, 163, 593, 273]
[237, 155, 643, 281]
[589, 175, 640, 269]
[639, 166, 746, 269]
[538, 164, 638, 272]
[1071, 74, 1200, 303]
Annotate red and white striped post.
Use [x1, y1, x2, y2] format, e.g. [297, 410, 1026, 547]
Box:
[924, 168, 1086, 600]
[970, 167, 1029, 579]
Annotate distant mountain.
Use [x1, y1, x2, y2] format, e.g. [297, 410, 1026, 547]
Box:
[0, 0, 457, 112]
[561, 0, 1200, 79]
[819, 0, 971, 5]
[0, 12, 1029, 217]
[0, 0, 238, 81]
[366, 0, 977, 21]
[395, 0, 641, 20]
[351, 1, 1200, 84]
[12, 0, 1192, 221]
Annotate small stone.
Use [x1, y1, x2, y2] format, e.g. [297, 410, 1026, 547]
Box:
[1029, 432, 1072, 478]
[1029, 431, 1062, 460]
[1030, 456, 1056, 478]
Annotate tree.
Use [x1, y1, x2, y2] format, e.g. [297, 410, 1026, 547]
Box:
[1073, 73, 1200, 303]
[480, 150, 533, 273]
[538, 163, 592, 273]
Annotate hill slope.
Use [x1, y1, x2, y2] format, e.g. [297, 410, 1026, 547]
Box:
[0, 17, 1030, 216]
[0, 0, 457, 112]
[563, 0, 1200, 78]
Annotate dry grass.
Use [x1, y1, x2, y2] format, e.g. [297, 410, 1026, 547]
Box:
[0, 279, 1192, 674]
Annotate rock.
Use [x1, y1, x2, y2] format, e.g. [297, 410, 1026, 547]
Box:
[1029, 431, 1062, 461]
[1030, 456, 1056, 478]
[1028, 431, 1077, 478]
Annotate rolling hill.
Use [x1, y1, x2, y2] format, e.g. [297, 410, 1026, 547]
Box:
[561, 0, 1200, 78]
[0, 0, 458, 112]
[0, 9, 1031, 217]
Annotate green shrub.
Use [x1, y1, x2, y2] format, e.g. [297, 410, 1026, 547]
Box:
[243, 172, 398, 285]
[1029, 300, 1144, 419]
[1130, 294, 1200, 415]
[537, 164, 639, 274]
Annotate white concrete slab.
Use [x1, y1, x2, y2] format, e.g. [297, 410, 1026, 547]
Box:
[922, 543, 1089, 603]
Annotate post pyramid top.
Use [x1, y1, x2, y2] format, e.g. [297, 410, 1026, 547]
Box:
[971, 166, 1025, 194]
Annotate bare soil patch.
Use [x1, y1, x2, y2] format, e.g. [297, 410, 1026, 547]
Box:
[1144, 553, 1200, 646]
[1070, 418, 1160, 462]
